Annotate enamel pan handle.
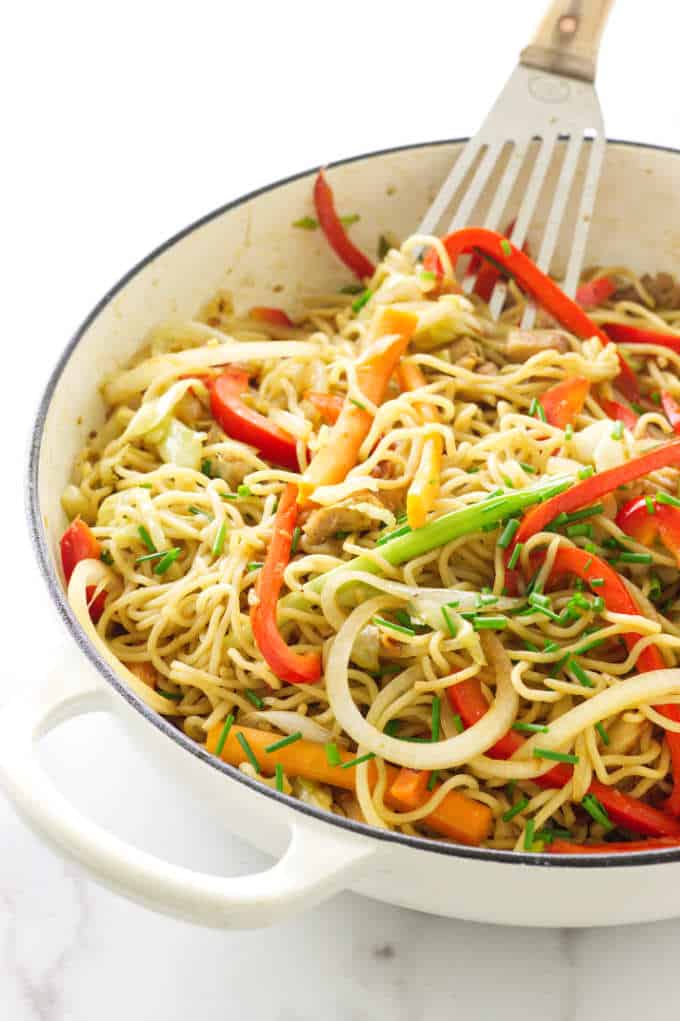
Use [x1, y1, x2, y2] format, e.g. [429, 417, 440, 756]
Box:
[0, 656, 375, 928]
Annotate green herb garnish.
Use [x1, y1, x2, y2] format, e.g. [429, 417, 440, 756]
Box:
[533, 748, 580, 764]
[512, 721, 549, 734]
[431, 696, 441, 742]
[581, 792, 613, 830]
[502, 796, 529, 822]
[138, 525, 156, 553]
[100, 549, 114, 566]
[275, 763, 285, 792]
[245, 689, 264, 709]
[441, 606, 458, 637]
[507, 542, 523, 570]
[201, 458, 213, 478]
[352, 289, 373, 314]
[291, 526, 302, 555]
[212, 520, 228, 557]
[153, 548, 181, 575]
[236, 731, 260, 773]
[498, 518, 520, 549]
[595, 721, 610, 746]
[472, 615, 508, 631]
[325, 742, 342, 767]
[265, 731, 302, 753]
[373, 615, 416, 637]
[340, 752, 376, 770]
[293, 216, 318, 229]
[215, 714, 235, 756]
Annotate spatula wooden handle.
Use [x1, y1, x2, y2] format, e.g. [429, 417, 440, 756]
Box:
[520, 0, 615, 82]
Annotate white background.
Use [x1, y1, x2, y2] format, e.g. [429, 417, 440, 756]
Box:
[3, 2, 680, 1018]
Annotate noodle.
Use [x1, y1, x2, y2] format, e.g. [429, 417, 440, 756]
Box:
[60, 225, 680, 851]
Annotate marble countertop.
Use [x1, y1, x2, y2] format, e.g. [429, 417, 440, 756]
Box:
[6, 1, 680, 1016]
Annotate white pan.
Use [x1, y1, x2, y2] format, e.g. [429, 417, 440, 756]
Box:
[8, 139, 680, 929]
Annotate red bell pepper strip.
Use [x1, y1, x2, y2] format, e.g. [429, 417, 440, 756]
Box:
[305, 391, 344, 425]
[313, 170, 375, 281]
[602, 321, 680, 355]
[575, 276, 616, 310]
[548, 837, 680, 854]
[617, 495, 680, 566]
[60, 518, 107, 622]
[424, 228, 639, 400]
[512, 438, 680, 552]
[250, 483, 322, 685]
[249, 306, 295, 328]
[448, 545, 680, 836]
[539, 377, 590, 429]
[468, 219, 530, 302]
[598, 397, 639, 431]
[661, 391, 680, 434]
[210, 368, 300, 472]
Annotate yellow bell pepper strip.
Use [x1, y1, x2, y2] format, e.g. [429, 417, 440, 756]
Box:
[396, 360, 443, 529]
[423, 228, 639, 401]
[206, 723, 492, 845]
[250, 483, 322, 685]
[300, 308, 418, 499]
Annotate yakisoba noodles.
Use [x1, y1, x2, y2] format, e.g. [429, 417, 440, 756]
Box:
[60, 177, 680, 853]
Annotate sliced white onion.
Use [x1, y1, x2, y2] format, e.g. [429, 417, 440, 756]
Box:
[333, 570, 523, 616]
[241, 710, 333, 744]
[68, 560, 180, 715]
[103, 340, 320, 405]
[325, 596, 518, 770]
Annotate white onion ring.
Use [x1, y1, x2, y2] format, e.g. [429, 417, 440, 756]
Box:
[325, 596, 518, 770]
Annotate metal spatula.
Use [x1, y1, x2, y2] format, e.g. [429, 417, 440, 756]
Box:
[419, 0, 614, 327]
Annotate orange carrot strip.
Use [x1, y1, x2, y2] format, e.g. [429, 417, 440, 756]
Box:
[300, 308, 418, 498]
[206, 724, 491, 845]
[388, 766, 430, 808]
[305, 391, 344, 425]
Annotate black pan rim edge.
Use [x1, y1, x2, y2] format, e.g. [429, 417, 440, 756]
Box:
[26, 135, 680, 872]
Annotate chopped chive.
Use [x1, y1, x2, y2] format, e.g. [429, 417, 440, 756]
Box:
[567, 523, 593, 539]
[325, 742, 342, 767]
[498, 518, 520, 549]
[212, 520, 228, 557]
[340, 282, 364, 295]
[201, 458, 213, 477]
[595, 721, 610, 746]
[467, 465, 481, 474]
[291, 526, 302, 555]
[500, 238, 512, 257]
[543, 640, 560, 654]
[512, 721, 549, 734]
[340, 213, 360, 226]
[476, 593, 499, 608]
[135, 548, 170, 565]
[275, 763, 284, 792]
[582, 793, 614, 830]
[503, 796, 529, 822]
[649, 575, 663, 600]
[394, 609, 413, 629]
[293, 216, 318, 229]
[533, 748, 580, 764]
[237, 485, 252, 498]
[100, 549, 114, 565]
[520, 462, 537, 474]
[528, 397, 546, 422]
[349, 397, 367, 411]
[657, 491, 680, 508]
[590, 577, 604, 587]
[246, 562, 263, 573]
[265, 731, 303, 753]
[419, 269, 436, 282]
[602, 536, 623, 549]
[157, 687, 182, 702]
[384, 720, 401, 737]
[188, 505, 212, 518]
[481, 522, 499, 533]
[377, 235, 391, 259]
[583, 557, 593, 571]
[138, 525, 156, 553]
[431, 696, 441, 742]
[335, 531, 349, 540]
[584, 542, 598, 554]
[138, 482, 153, 489]
[153, 548, 181, 575]
[375, 663, 401, 677]
[652, 391, 661, 406]
[222, 492, 238, 501]
[611, 420, 624, 441]
[427, 770, 439, 791]
[528, 592, 551, 609]
[485, 488, 505, 501]
[565, 424, 574, 441]
[441, 606, 458, 637]
[506, 780, 517, 798]
[472, 615, 508, 631]
[507, 542, 523, 570]
[564, 503, 605, 525]
[645, 495, 656, 515]
[452, 713, 464, 734]
[577, 465, 594, 479]
[373, 615, 416, 637]
[566, 658, 594, 688]
[236, 731, 260, 773]
[214, 714, 235, 756]
[615, 551, 653, 565]
[523, 640, 540, 653]
[351, 289, 373, 314]
[375, 523, 412, 546]
[590, 596, 605, 613]
[340, 752, 376, 770]
[245, 689, 264, 709]
[524, 819, 536, 850]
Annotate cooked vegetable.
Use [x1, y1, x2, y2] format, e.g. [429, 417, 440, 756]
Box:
[251, 483, 322, 684]
[206, 723, 492, 845]
[210, 367, 300, 471]
[397, 360, 442, 528]
[305, 391, 344, 424]
[575, 276, 616, 309]
[313, 169, 375, 280]
[539, 377, 590, 429]
[661, 391, 680, 434]
[60, 518, 106, 622]
[249, 306, 295, 328]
